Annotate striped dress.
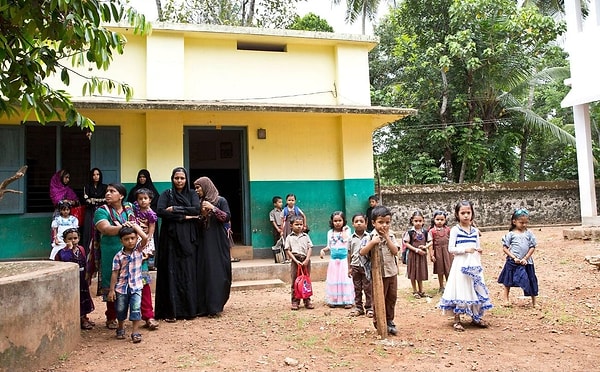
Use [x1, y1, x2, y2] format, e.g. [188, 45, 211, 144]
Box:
[438, 224, 493, 322]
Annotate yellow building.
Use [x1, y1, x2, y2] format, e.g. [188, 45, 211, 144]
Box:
[0, 23, 414, 259]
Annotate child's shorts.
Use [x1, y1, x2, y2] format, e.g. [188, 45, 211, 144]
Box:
[115, 288, 142, 322]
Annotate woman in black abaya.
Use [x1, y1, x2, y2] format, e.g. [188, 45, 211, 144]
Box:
[194, 176, 232, 317]
[155, 167, 201, 321]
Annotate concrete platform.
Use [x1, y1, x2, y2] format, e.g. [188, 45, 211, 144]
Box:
[146, 256, 330, 292]
[563, 226, 600, 240]
[231, 279, 285, 291]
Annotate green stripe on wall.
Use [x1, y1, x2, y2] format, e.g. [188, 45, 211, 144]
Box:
[0, 180, 374, 260]
[0, 214, 52, 259]
[250, 179, 374, 249]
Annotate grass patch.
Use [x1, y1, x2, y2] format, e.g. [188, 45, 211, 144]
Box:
[176, 354, 204, 368]
[323, 345, 336, 354]
[329, 360, 351, 368]
[300, 335, 319, 347]
[58, 353, 69, 362]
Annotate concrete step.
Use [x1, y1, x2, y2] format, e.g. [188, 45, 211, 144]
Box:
[231, 257, 329, 283]
[231, 279, 285, 291]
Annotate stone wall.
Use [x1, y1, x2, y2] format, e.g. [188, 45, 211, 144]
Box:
[381, 180, 587, 231]
[0, 261, 80, 372]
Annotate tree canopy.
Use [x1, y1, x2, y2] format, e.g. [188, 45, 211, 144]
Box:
[0, 0, 150, 129]
[161, 0, 302, 28]
[369, 0, 593, 184]
[288, 12, 334, 32]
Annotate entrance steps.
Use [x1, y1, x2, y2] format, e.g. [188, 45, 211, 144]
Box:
[231, 279, 285, 291]
[230, 257, 329, 291]
[146, 257, 330, 292]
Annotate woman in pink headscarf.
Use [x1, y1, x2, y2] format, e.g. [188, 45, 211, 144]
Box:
[49, 169, 79, 207]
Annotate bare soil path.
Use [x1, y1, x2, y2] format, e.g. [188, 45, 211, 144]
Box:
[43, 227, 600, 371]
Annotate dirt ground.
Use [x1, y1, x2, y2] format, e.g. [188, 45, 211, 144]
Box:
[43, 227, 600, 372]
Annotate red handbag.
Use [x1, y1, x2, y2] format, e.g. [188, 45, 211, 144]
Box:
[293, 266, 313, 299]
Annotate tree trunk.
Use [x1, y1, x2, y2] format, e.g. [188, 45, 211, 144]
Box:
[245, 0, 256, 26]
[440, 69, 454, 182]
[519, 83, 536, 181]
[374, 156, 381, 197]
[155, 0, 163, 21]
[459, 71, 475, 184]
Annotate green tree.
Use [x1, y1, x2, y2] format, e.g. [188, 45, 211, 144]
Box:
[0, 0, 150, 129]
[370, 0, 572, 184]
[288, 12, 334, 32]
[332, 0, 381, 34]
[161, 0, 301, 28]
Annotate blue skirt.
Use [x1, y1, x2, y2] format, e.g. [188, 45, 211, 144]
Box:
[497, 258, 539, 296]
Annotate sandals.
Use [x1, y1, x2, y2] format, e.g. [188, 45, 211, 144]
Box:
[145, 318, 159, 330]
[106, 319, 118, 330]
[81, 319, 94, 330]
[83, 317, 95, 326]
[231, 258, 241, 263]
[131, 333, 142, 343]
[419, 292, 432, 298]
[80, 319, 94, 330]
[471, 319, 489, 328]
[291, 303, 299, 310]
[164, 318, 177, 323]
[413, 292, 422, 299]
[453, 322, 465, 332]
[343, 304, 353, 309]
[304, 300, 315, 309]
[366, 309, 374, 318]
[349, 308, 365, 317]
[116, 328, 126, 339]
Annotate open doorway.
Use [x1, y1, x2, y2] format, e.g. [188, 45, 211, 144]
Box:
[186, 127, 247, 245]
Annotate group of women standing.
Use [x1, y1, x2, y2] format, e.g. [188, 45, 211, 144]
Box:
[87, 167, 232, 328]
[153, 167, 232, 320]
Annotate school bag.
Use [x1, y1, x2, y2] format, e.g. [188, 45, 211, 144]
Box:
[293, 265, 313, 299]
[403, 228, 428, 264]
[283, 205, 309, 233]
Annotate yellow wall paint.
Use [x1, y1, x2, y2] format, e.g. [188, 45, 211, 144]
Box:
[147, 34, 184, 100]
[335, 46, 372, 105]
[184, 39, 337, 104]
[340, 116, 375, 179]
[77, 110, 147, 183]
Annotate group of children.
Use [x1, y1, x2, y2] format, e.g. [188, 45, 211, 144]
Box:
[57, 189, 539, 341]
[51, 187, 159, 342]
[272, 194, 540, 335]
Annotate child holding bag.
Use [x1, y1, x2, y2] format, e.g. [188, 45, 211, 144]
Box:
[285, 214, 314, 310]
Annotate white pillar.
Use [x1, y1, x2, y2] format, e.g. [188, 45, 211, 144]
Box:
[573, 103, 599, 225]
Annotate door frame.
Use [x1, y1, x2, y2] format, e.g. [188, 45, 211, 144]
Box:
[183, 126, 250, 246]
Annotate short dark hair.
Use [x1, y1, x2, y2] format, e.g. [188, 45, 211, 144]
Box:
[368, 195, 379, 202]
[272, 196, 282, 203]
[371, 205, 391, 220]
[62, 227, 79, 240]
[289, 214, 304, 224]
[352, 213, 366, 223]
[118, 226, 136, 238]
[135, 187, 154, 200]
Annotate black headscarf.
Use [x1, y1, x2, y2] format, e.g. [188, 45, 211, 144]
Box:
[84, 167, 108, 200]
[170, 167, 194, 206]
[127, 169, 160, 210]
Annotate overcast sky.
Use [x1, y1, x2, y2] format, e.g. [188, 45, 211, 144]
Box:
[128, 0, 389, 34]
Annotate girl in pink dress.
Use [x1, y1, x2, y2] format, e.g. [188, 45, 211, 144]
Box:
[320, 211, 354, 308]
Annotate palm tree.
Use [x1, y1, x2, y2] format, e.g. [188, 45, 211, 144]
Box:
[332, 0, 381, 34]
[155, 0, 163, 21]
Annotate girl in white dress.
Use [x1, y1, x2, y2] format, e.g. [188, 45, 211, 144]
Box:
[438, 200, 493, 331]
